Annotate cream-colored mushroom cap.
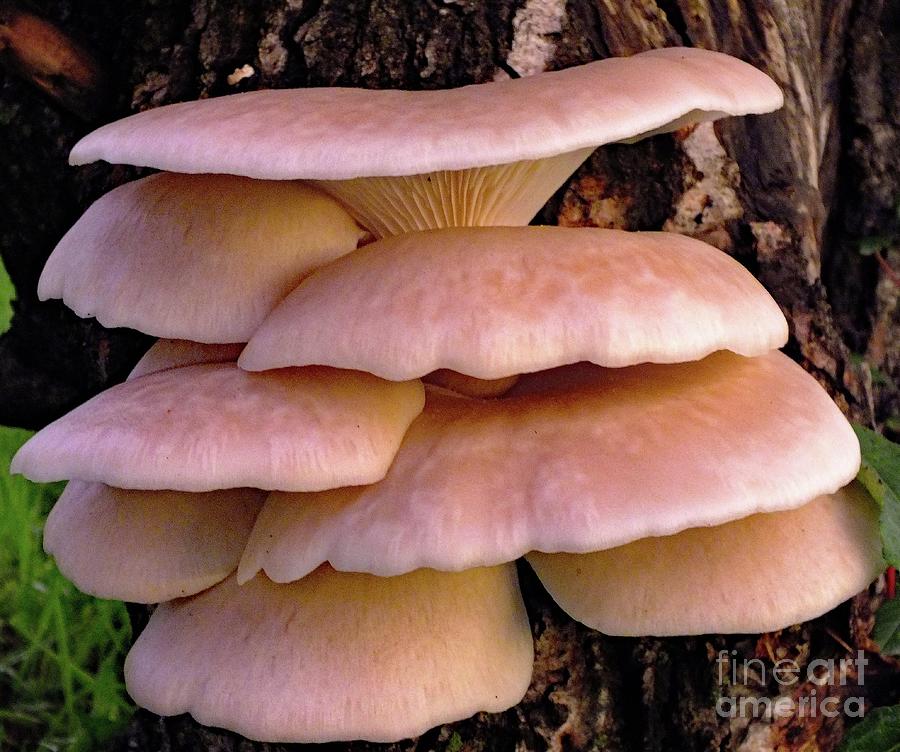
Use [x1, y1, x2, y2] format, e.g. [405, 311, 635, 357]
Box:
[238, 352, 860, 581]
[39, 173, 365, 343]
[69, 48, 781, 235]
[44, 482, 265, 603]
[527, 483, 883, 636]
[11, 364, 425, 491]
[128, 340, 243, 380]
[240, 228, 788, 378]
[125, 565, 533, 743]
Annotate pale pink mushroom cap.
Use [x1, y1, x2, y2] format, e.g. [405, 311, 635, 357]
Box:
[70, 48, 781, 180]
[527, 483, 884, 636]
[128, 340, 244, 380]
[238, 352, 860, 581]
[39, 173, 365, 343]
[125, 566, 533, 742]
[44, 481, 265, 603]
[69, 49, 781, 235]
[239, 227, 788, 378]
[11, 364, 425, 491]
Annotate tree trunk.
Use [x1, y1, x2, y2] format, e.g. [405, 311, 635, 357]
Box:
[1, 1, 898, 750]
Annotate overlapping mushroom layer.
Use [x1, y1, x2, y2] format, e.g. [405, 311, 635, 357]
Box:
[68, 47, 781, 236]
[12, 47, 882, 744]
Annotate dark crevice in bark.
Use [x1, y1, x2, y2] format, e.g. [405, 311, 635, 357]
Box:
[655, 0, 688, 42]
[822, 0, 900, 429]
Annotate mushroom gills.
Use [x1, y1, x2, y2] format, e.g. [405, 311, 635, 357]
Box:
[316, 148, 594, 236]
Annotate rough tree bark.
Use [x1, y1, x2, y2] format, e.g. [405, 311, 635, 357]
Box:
[1, 1, 898, 751]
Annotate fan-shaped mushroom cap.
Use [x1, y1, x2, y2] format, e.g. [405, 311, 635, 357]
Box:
[125, 565, 533, 743]
[70, 48, 781, 235]
[12, 364, 425, 492]
[238, 352, 859, 581]
[239, 227, 788, 379]
[71, 48, 780, 180]
[44, 482, 264, 603]
[128, 340, 243, 380]
[527, 483, 883, 636]
[39, 173, 365, 343]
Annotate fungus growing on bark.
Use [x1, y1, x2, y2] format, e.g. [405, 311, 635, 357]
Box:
[12, 44, 880, 745]
[239, 227, 789, 377]
[69, 47, 782, 237]
[125, 565, 533, 743]
[39, 173, 365, 343]
[526, 483, 884, 635]
[44, 482, 265, 603]
[238, 352, 859, 581]
[12, 364, 424, 491]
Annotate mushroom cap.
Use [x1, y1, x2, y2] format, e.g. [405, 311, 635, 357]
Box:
[128, 340, 244, 380]
[238, 351, 860, 581]
[11, 364, 425, 491]
[70, 48, 781, 180]
[39, 173, 365, 343]
[44, 481, 265, 603]
[240, 227, 788, 378]
[125, 565, 533, 743]
[526, 482, 884, 636]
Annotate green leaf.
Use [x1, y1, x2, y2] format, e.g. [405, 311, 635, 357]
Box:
[839, 705, 900, 752]
[0, 425, 133, 748]
[874, 598, 900, 656]
[859, 235, 891, 257]
[853, 424, 900, 568]
[0, 256, 15, 335]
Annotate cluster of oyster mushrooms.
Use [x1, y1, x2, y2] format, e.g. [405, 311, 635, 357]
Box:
[11, 47, 885, 743]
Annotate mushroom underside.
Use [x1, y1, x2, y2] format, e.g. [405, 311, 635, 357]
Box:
[44, 482, 265, 603]
[526, 482, 884, 636]
[316, 149, 593, 236]
[125, 565, 534, 743]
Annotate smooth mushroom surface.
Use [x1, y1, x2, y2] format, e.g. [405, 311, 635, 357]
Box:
[125, 565, 533, 742]
[128, 339, 244, 380]
[69, 48, 781, 234]
[526, 482, 884, 636]
[239, 227, 788, 378]
[44, 482, 265, 603]
[11, 364, 425, 491]
[39, 173, 366, 342]
[238, 352, 859, 581]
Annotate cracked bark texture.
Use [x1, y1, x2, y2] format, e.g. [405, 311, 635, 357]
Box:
[1, 0, 898, 750]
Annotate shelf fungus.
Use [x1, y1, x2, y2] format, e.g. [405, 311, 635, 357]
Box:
[38, 174, 367, 343]
[69, 47, 781, 237]
[11, 46, 883, 744]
